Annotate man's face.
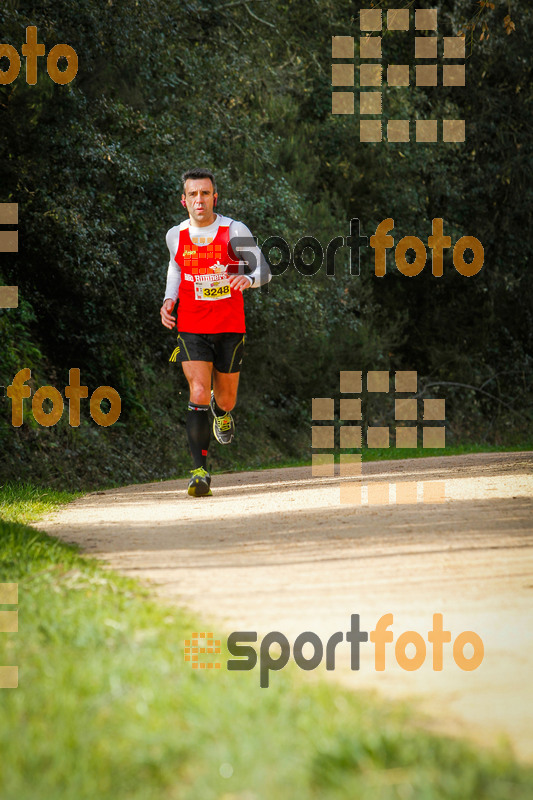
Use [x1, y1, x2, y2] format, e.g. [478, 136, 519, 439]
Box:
[182, 178, 218, 227]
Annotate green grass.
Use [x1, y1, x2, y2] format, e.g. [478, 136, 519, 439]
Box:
[0, 482, 82, 524]
[0, 490, 532, 799]
[45, 441, 529, 486]
[360, 441, 533, 462]
[212, 441, 533, 475]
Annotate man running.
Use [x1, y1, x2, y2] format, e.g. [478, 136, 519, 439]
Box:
[160, 168, 271, 497]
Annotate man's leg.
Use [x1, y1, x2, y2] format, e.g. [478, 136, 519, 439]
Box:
[210, 369, 239, 444]
[212, 369, 240, 413]
[182, 360, 212, 473]
[209, 332, 244, 444]
[183, 360, 213, 406]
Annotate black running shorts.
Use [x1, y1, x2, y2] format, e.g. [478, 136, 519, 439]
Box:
[169, 332, 245, 373]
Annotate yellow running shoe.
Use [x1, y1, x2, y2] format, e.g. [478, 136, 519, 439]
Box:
[210, 391, 235, 444]
[187, 467, 212, 497]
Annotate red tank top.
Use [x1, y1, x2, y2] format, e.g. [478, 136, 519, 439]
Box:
[176, 222, 246, 333]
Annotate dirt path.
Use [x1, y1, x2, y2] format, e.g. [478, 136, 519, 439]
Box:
[40, 452, 533, 760]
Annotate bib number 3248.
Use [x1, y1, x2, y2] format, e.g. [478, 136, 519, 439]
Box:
[195, 279, 231, 301]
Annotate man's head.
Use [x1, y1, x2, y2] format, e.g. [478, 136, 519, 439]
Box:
[181, 168, 218, 227]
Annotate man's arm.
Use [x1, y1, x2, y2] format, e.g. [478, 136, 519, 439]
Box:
[160, 228, 181, 328]
[164, 259, 181, 301]
[228, 221, 272, 291]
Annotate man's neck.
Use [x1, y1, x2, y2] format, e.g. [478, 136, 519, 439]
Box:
[189, 213, 218, 229]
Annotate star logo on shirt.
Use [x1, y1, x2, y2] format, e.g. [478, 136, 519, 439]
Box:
[209, 260, 227, 275]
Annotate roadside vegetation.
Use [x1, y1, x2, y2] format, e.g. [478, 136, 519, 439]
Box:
[1, 489, 532, 800]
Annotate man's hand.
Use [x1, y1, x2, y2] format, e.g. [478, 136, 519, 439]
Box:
[160, 298, 177, 329]
[229, 274, 253, 292]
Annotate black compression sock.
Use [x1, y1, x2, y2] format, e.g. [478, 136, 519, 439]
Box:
[186, 402, 210, 468]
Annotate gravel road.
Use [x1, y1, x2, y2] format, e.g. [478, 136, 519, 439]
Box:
[40, 451, 533, 760]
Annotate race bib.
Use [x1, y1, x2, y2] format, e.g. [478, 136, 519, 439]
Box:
[194, 276, 232, 301]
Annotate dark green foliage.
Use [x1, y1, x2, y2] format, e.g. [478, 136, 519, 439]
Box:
[1, 1, 531, 488]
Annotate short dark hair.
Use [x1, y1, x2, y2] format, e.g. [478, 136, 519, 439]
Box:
[181, 168, 217, 194]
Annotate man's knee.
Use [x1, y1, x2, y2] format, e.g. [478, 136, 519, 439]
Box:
[188, 379, 211, 405]
[214, 391, 236, 412]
